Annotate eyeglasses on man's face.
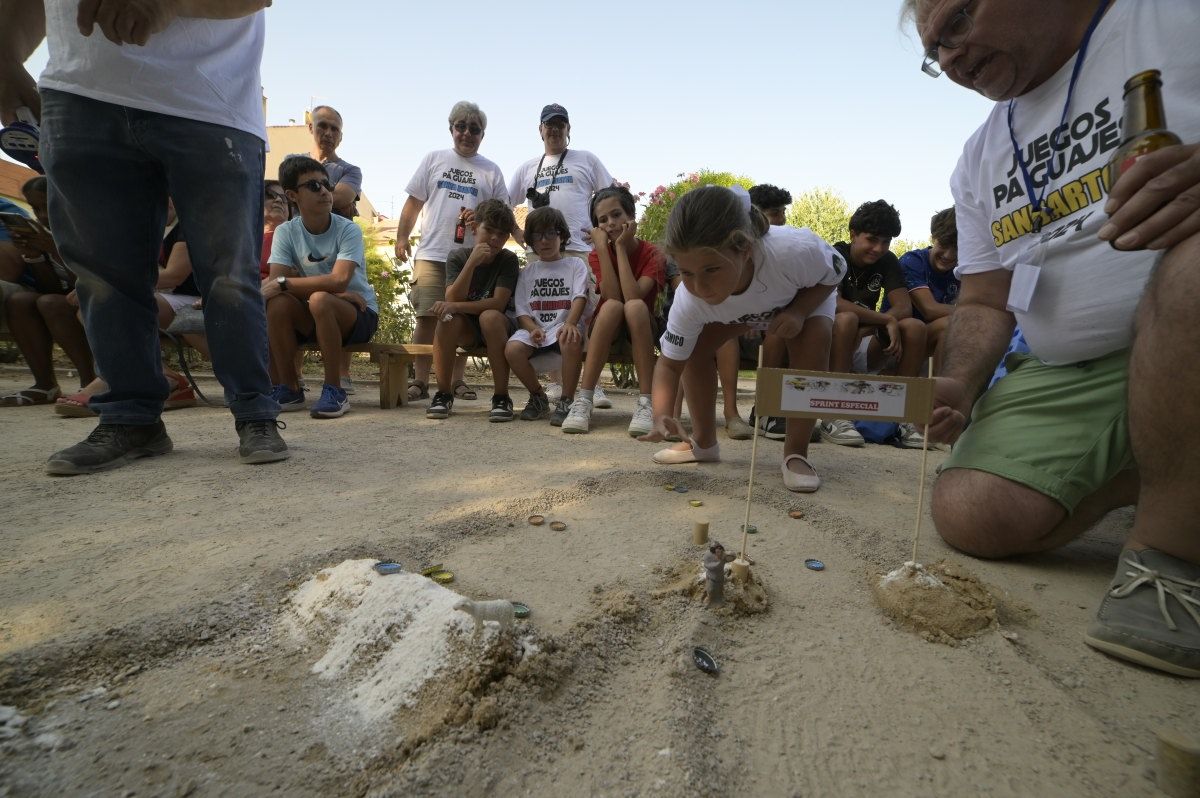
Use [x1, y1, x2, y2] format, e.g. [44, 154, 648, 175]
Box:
[921, 1, 974, 77]
[265, 190, 287, 203]
[452, 121, 484, 136]
[298, 179, 334, 194]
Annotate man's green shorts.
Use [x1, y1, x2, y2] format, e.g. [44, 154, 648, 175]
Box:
[943, 348, 1135, 512]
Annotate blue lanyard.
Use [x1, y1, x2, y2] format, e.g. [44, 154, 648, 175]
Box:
[1006, 0, 1109, 232]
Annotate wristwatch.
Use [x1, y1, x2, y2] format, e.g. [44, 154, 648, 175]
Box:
[277, 276, 288, 292]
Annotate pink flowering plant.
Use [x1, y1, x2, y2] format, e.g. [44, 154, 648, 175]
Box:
[637, 170, 754, 244]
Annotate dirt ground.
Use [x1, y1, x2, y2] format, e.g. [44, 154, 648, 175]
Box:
[0, 364, 1196, 798]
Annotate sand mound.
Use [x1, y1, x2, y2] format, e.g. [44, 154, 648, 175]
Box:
[871, 560, 996, 644]
[651, 558, 769, 616]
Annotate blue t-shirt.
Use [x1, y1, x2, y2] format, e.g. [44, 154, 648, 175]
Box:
[269, 214, 378, 313]
[882, 247, 961, 321]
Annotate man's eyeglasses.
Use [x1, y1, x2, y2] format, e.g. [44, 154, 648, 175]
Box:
[529, 231, 560, 242]
[299, 179, 334, 194]
[265, 191, 287, 202]
[453, 121, 484, 136]
[921, 2, 974, 78]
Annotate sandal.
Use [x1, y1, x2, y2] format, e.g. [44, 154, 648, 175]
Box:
[452, 379, 477, 401]
[653, 441, 721, 465]
[1, 386, 61, 407]
[55, 392, 98, 418]
[407, 379, 429, 402]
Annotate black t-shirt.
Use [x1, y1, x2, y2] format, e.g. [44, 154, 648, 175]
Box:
[833, 241, 906, 310]
[160, 222, 200, 298]
[445, 247, 520, 312]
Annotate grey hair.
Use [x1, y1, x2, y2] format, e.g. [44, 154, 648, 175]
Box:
[899, 0, 933, 28]
[448, 100, 487, 130]
[311, 104, 342, 124]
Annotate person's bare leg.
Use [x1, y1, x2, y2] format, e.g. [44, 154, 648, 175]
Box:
[933, 468, 1140, 558]
[675, 324, 743, 451]
[715, 339, 742, 422]
[432, 315, 468, 394]
[504, 340, 542, 394]
[782, 316, 831, 476]
[37, 294, 95, 385]
[895, 317, 928, 377]
[308, 292, 356, 386]
[5, 292, 58, 389]
[412, 314, 435, 386]
[1126, 232, 1200, 564]
[559, 336, 584, 402]
[580, 300, 624, 391]
[830, 311, 859, 372]
[266, 294, 308, 390]
[625, 300, 657, 395]
[478, 310, 511, 394]
[927, 316, 950, 374]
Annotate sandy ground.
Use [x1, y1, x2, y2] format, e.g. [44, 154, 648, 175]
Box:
[0, 364, 1197, 798]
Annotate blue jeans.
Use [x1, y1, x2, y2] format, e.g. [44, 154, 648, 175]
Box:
[40, 89, 278, 424]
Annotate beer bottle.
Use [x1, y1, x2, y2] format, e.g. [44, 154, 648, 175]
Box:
[453, 206, 467, 244]
[1107, 69, 1182, 189]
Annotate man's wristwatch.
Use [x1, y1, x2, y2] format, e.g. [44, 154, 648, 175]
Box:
[277, 276, 288, 292]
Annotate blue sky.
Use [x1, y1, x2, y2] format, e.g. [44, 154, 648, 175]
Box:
[17, 0, 995, 239]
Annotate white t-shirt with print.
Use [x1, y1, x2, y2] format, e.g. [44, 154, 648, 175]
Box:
[951, 0, 1200, 365]
[510, 256, 591, 347]
[406, 149, 509, 262]
[39, 1, 266, 140]
[508, 150, 613, 251]
[660, 226, 845, 361]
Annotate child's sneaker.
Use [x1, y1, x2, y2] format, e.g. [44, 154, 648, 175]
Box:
[550, 397, 572, 427]
[561, 396, 593, 434]
[627, 396, 654, 437]
[593, 385, 613, 408]
[545, 382, 562, 403]
[427, 390, 454, 419]
[310, 383, 350, 418]
[519, 392, 550, 421]
[489, 394, 514, 422]
[271, 384, 306, 412]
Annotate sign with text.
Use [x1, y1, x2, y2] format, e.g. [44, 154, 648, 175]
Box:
[755, 369, 934, 424]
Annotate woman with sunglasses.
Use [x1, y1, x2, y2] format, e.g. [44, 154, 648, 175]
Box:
[508, 103, 614, 405]
[394, 101, 509, 403]
[260, 180, 291, 280]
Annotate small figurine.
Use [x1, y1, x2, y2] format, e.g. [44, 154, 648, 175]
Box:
[703, 541, 729, 607]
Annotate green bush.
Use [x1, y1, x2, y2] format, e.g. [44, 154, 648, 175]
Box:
[358, 220, 415, 345]
[637, 170, 756, 245]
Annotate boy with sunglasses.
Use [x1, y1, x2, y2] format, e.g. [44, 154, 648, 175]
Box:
[263, 156, 378, 418]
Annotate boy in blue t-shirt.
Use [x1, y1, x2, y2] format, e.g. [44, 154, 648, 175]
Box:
[894, 207, 959, 372]
[264, 156, 379, 418]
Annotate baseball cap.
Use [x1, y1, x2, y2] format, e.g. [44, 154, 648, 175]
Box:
[540, 104, 569, 124]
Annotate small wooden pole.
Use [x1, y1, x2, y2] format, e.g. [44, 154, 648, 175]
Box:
[910, 359, 935, 564]
[739, 345, 765, 561]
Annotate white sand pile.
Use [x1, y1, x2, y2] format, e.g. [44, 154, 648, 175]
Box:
[285, 560, 487, 724]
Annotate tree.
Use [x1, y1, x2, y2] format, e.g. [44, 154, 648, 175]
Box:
[358, 220, 415, 345]
[786, 187, 851, 245]
[637, 170, 756, 245]
[890, 237, 930, 258]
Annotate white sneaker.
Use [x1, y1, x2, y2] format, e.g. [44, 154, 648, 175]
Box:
[593, 385, 613, 408]
[897, 422, 926, 449]
[627, 396, 654, 437]
[818, 419, 865, 447]
[545, 382, 562, 403]
[561, 396, 593, 434]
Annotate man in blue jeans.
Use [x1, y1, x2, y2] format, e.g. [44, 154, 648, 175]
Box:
[0, 0, 287, 473]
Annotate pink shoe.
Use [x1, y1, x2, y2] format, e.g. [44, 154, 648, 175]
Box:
[653, 441, 720, 464]
[781, 453, 820, 493]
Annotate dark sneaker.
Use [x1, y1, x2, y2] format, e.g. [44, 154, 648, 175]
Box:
[46, 421, 173, 475]
[1085, 548, 1200, 678]
[519, 392, 550, 421]
[489, 394, 514, 422]
[427, 390, 454, 419]
[270, 384, 306, 412]
[310, 383, 350, 419]
[760, 416, 786, 441]
[236, 418, 290, 464]
[549, 397, 571, 427]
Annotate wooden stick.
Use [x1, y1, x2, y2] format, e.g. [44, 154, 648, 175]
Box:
[740, 345, 765, 561]
[910, 358, 934, 564]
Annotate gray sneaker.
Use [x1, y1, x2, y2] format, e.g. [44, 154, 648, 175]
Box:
[46, 421, 174, 475]
[236, 419, 290, 464]
[897, 422, 926, 449]
[1084, 548, 1200, 678]
[818, 418, 865, 447]
[519, 392, 550, 421]
[549, 397, 572, 427]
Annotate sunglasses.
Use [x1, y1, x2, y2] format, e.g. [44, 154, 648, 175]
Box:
[298, 179, 334, 193]
[452, 121, 484, 136]
[530, 231, 561, 242]
[265, 191, 287, 202]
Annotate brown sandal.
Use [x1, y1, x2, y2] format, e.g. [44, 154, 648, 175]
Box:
[452, 379, 477, 401]
[407, 379, 429, 401]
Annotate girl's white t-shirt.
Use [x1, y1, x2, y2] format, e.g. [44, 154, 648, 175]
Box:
[660, 226, 845, 361]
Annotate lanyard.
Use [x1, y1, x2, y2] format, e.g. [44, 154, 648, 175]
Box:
[1006, 0, 1109, 232]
